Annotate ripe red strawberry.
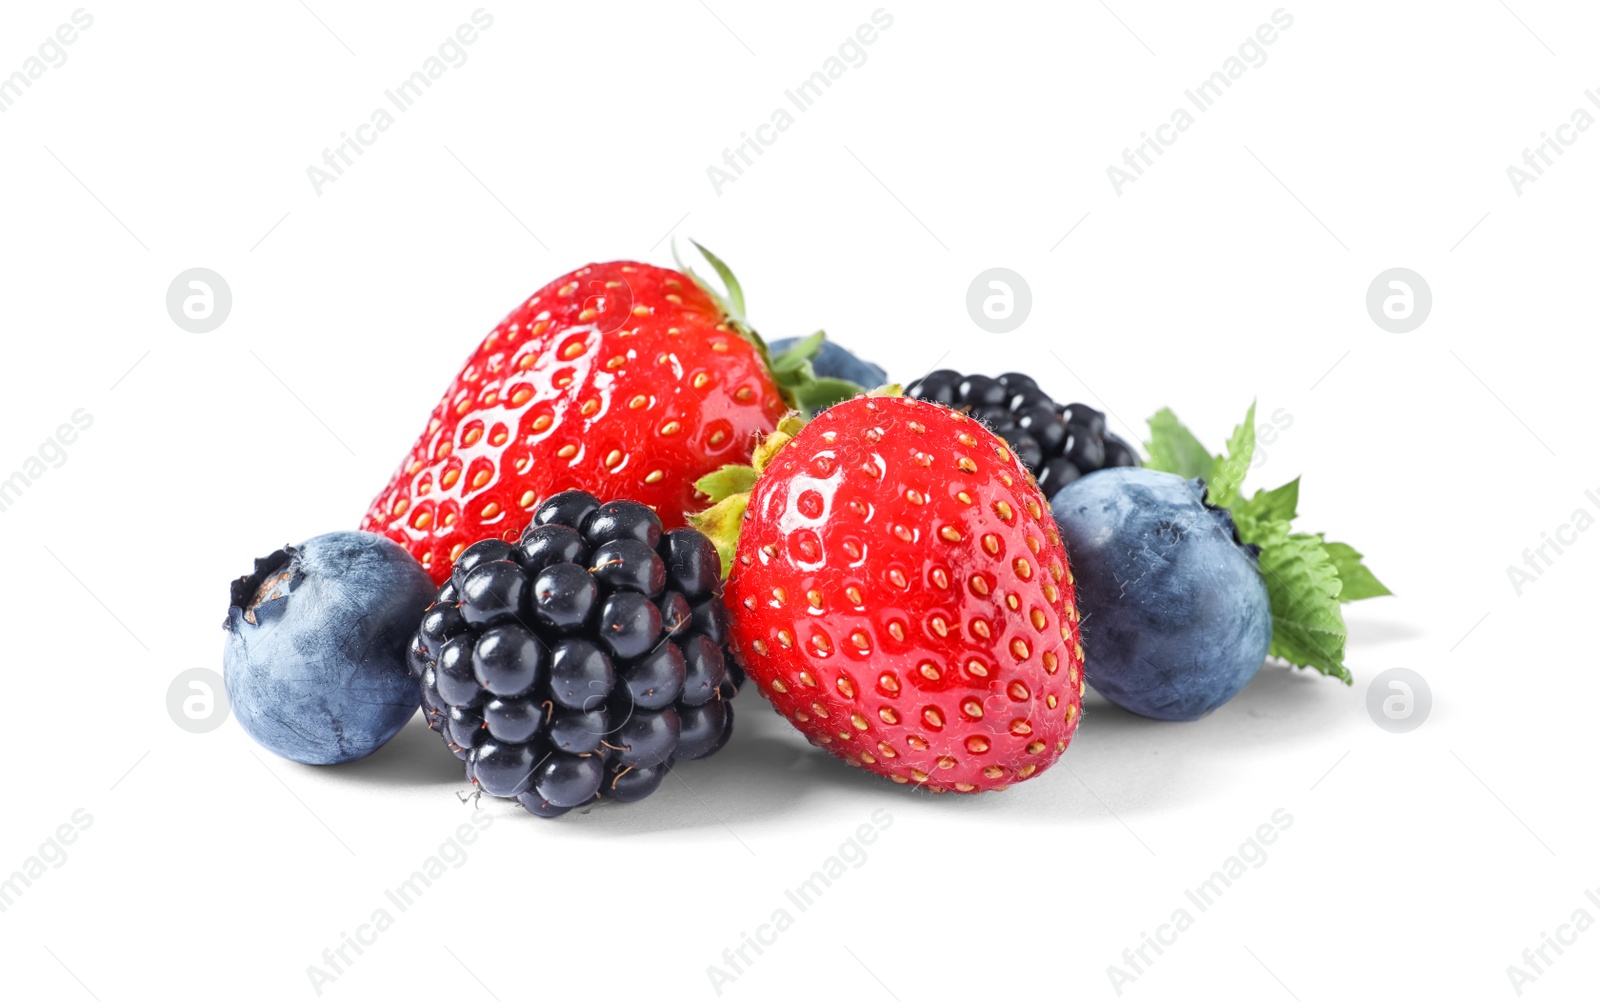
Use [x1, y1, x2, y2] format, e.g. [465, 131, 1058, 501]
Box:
[694, 394, 1086, 792]
[362, 251, 852, 583]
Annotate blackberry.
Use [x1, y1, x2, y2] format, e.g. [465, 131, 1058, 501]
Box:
[905, 369, 1140, 498]
[410, 490, 743, 818]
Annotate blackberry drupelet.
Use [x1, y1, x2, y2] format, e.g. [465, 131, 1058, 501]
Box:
[905, 370, 1140, 498]
[410, 491, 743, 818]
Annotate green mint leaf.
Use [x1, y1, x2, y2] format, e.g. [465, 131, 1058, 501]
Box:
[693, 464, 758, 504]
[1144, 408, 1214, 480]
[770, 331, 825, 374]
[1250, 526, 1352, 684]
[1231, 507, 1285, 556]
[1324, 541, 1392, 602]
[1158, 400, 1385, 681]
[1207, 400, 1257, 509]
[1234, 477, 1300, 524]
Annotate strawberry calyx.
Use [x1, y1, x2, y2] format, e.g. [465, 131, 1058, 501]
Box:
[688, 387, 903, 576]
[673, 241, 865, 414]
[687, 413, 803, 577]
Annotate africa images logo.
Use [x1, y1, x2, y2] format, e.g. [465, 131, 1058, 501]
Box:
[706, 9, 894, 195]
[0, 409, 94, 515]
[304, 9, 495, 195]
[1105, 8, 1294, 195]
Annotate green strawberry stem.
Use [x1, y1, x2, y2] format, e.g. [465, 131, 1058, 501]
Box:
[1143, 402, 1391, 685]
[689, 413, 807, 578]
[673, 241, 863, 414]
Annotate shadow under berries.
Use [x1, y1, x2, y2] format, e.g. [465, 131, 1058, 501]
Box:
[320, 716, 466, 788]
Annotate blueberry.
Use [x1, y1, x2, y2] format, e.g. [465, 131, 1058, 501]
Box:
[765, 336, 888, 389]
[1051, 468, 1272, 721]
[223, 532, 434, 765]
[584, 500, 662, 549]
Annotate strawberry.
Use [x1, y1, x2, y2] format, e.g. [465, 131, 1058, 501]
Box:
[692, 393, 1085, 793]
[362, 247, 861, 583]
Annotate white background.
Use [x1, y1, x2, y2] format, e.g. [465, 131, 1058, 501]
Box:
[1, 2, 1594, 999]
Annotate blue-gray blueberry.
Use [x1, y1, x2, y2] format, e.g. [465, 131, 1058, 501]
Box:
[224, 532, 435, 764]
[767, 336, 887, 389]
[1051, 468, 1271, 721]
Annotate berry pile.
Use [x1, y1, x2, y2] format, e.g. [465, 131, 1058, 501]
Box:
[906, 371, 1139, 497]
[410, 490, 742, 817]
[224, 249, 1386, 809]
